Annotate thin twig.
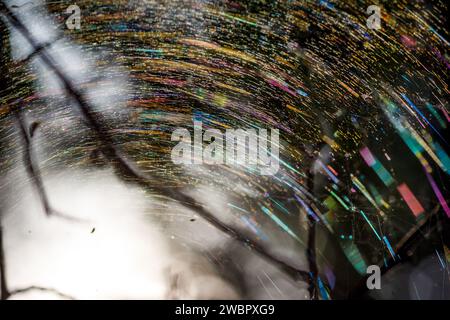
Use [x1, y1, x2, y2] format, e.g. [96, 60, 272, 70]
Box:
[21, 34, 64, 64]
[13, 107, 52, 216]
[306, 220, 318, 299]
[306, 169, 319, 299]
[12, 105, 82, 222]
[0, 223, 10, 300]
[9, 286, 75, 300]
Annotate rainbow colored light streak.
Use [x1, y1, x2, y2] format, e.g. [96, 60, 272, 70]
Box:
[360, 210, 382, 241]
[397, 183, 425, 217]
[359, 147, 395, 187]
[261, 206, 302, 243]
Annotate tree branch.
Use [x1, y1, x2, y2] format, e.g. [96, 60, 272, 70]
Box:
[0, 223, 10, 300]
[11, 105, 83, 222]
[9, 286, 75, 300]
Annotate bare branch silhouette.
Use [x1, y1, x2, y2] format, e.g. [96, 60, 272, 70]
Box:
[11, 104, 84, 222]
[306, 214, 318, 299]
[0, 223, 10, 300]
[13, 106, 53, 217]
[9, 286, 75, 300]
